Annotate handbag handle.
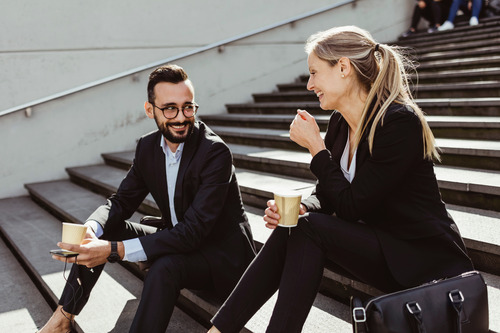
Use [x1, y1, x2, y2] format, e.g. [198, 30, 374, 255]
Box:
[448, 289, 465, 333]
[350, 296, 367, 333]
[405, 301, 427, 333]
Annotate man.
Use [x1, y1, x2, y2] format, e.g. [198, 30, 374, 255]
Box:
[39, 64, 256, 333]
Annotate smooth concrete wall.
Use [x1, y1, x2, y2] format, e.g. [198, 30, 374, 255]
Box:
[2, 0, 349, 111]
[0, 0, 414, 199]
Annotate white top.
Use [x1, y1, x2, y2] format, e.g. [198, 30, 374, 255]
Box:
[340, 131, 357, 183]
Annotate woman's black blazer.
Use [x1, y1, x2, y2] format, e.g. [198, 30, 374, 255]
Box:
[302, 103, 473, 287]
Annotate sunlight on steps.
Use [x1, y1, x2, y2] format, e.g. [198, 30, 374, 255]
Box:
[43, 270, 139, 332]
[0, 308, 38, 332]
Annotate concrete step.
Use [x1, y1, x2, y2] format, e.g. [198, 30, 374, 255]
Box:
[398, 24, 500, 50]
[201, 113, 500, 140]
[281, 67, 500, 88]
[411, 67, 500, 84]
[207, 125, 500, 172]
[398, 15, 500, 45]
[23, 180, 355, 332]
[0, 196, 205, 333]
[417, 43, 500, 62]
[417, 54, 500, 73]
[226, 98, 500, 116]
[0, 235, 53, 332]
[416, 41, 500, 63]
[255, 80, 500, 101]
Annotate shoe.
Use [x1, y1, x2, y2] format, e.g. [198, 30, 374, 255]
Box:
[470, 16, 479, 26]
[427, 26, 438, 33]
[438, 21, 454, 31]
[401, 29, 415, 38]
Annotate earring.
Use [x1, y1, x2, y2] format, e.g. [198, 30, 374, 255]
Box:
[341, 74, 345, 78]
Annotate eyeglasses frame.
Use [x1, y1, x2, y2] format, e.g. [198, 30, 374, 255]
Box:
[150, 102, 199, 119]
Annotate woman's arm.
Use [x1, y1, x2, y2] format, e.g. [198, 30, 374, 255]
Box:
[309, 106, 423, 222]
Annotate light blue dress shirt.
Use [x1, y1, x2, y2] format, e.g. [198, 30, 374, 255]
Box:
[85, 137, 183, 262]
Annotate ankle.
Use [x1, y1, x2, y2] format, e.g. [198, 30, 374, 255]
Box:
[39, 306, 75, 333]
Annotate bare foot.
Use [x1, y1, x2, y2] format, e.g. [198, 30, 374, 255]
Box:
[38, 305, 75, 333]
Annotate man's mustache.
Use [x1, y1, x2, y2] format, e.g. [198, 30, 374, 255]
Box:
[167, 121, 191, 127]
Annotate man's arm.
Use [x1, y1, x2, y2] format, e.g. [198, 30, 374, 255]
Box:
[85, 220, 147, 262]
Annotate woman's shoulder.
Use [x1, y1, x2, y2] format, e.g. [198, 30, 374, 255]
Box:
[382, 102, 421, 126]
[385, 102, 418, 118]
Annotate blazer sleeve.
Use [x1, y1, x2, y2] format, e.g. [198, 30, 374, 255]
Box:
[307, 107, 423, 222]
[86, 137, 149, 234]
[140, 141, 234, 258]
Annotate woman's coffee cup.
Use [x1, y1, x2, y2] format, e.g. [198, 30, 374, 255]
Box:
[274, 192, 302, 227]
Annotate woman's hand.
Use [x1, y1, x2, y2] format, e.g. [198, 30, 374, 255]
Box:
[263, 199, 307, 229]
[289, 109, 326, 157]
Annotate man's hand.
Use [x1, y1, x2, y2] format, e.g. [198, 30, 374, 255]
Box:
[52, 239, 124, 268]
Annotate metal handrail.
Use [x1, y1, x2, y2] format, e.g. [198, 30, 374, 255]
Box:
[0, 0, 356, 118]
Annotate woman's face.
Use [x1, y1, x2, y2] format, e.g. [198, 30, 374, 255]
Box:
[306, 52, 346, 111]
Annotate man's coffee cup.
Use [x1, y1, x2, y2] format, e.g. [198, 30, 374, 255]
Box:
[62, 222, 87, 245]
[274, 192, 302, 227]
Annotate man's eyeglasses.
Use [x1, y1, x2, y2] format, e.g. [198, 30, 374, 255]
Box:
[151, 103, 199, 119]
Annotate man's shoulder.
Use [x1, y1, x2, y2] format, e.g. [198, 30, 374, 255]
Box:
[139, 129, 161, 143]
[195, 121, 228, 148]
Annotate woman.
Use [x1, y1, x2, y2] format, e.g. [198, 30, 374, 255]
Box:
[208, 25, 473, 333]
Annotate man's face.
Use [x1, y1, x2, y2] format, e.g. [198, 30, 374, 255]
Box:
[147, 81, 196, 144]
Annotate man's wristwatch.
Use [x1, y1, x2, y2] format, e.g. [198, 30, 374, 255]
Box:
[107, 241, 120, 263]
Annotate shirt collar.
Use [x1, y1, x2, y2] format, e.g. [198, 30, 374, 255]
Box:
[160, 136, 184, 160]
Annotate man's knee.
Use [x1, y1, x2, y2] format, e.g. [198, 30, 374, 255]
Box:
[145, 255, 185, 288]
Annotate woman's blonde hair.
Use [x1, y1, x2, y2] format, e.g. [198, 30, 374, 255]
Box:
[305, 26, 440, 161]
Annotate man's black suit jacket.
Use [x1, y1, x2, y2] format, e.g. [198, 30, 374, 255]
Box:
[87, 121, 255, 297]
[302, 103, 473, 287]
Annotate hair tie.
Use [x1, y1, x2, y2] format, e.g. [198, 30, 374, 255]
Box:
[374, 44, 380, 52]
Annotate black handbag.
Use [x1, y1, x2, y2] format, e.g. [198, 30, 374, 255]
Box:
[350, 271, 489, 333]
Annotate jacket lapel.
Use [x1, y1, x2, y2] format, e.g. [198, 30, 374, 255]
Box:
[153, 132, 171, 225]
[174, 122, 200, 220]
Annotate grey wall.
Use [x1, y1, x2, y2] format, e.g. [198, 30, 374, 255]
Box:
[0, 0, 414, 198]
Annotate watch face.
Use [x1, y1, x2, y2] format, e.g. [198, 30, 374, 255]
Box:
[107, 253, 120, 263]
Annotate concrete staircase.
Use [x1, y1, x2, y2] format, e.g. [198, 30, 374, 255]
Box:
[1, 16, 500, 333]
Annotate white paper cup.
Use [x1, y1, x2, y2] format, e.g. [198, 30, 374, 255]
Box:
[62, 222, 87, 245]
[274, 192, 302, 227]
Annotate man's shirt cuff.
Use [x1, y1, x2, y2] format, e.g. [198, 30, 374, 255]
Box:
[122, 238, 148, 262]
[85, 220, 103, 238]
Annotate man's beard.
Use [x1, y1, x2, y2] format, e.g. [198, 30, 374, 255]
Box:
[155, 116, 194, 144]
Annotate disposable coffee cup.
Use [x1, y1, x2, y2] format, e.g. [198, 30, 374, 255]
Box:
[62, 222, 87, 245]
[274, 192, 302, 227]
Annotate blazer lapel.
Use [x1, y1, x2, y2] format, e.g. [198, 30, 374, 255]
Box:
[174, 122, 200, 220]
[153, 132, 172, 226]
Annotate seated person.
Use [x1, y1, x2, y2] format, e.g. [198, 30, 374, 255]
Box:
[402, 0, 445, 37]
[439, 0, 483, 30]
[208, 25, 474, 333]
[39, 64, 256, 333]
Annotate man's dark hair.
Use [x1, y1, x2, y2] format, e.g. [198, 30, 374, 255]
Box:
[147, 64, 189, 103]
